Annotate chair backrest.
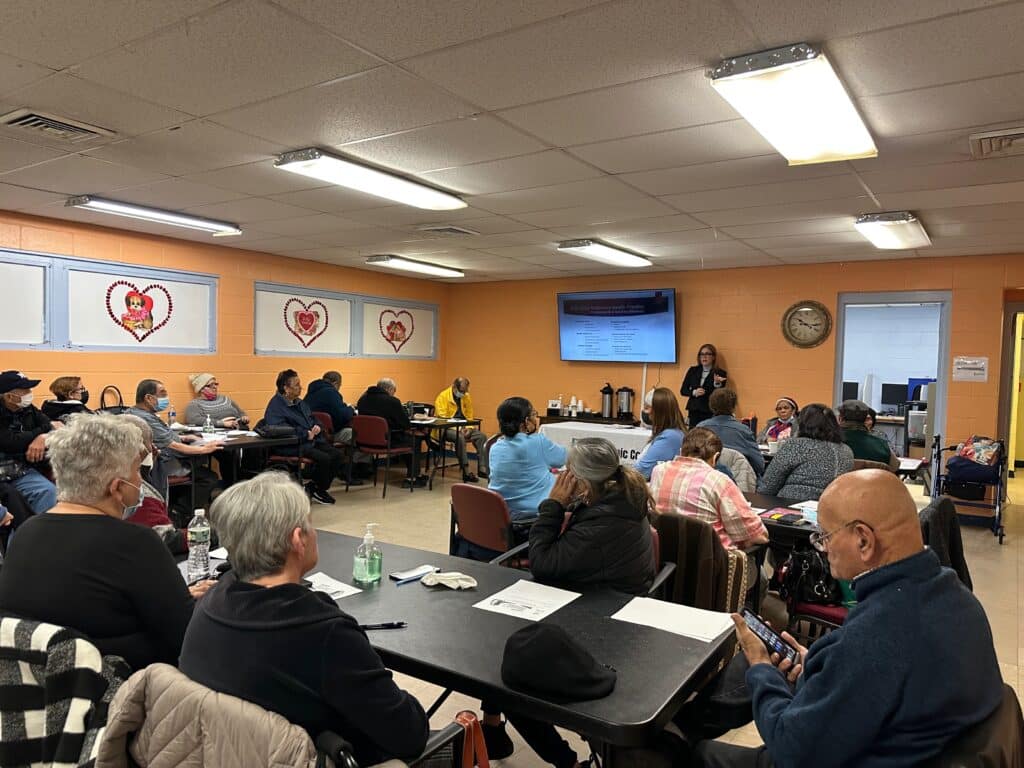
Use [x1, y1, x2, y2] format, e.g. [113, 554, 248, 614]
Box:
[650, 524, 661, 567]
[853, 458, 895, 473]
[352, 414, 390, 450]
[652, 513, 745, 611]
[450, 483, 512, 552]
[924, 684, 1024, 767]
[311, 411, 334, 439]
[483, 434, 501, 467]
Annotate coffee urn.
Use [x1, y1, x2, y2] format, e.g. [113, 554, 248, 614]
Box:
[616, 386, 635, 419]
[600, 383, 614, 418]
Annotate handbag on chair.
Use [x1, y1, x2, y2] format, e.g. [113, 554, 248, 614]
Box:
[779, 548, 842, 605]
[98, 385, 131, 415]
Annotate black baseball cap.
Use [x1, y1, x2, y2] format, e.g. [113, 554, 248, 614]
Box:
[0, 371, 42, 394]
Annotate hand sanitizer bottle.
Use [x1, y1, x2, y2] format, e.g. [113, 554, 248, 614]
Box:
[353, 523, 382, 586]
[203, 414, 215, 434]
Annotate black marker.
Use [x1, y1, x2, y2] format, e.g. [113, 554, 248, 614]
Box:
[360, 622, 407, 630]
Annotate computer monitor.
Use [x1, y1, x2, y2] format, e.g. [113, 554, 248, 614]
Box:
[880, 383, 906, 410]
[841, 381, 859, 401]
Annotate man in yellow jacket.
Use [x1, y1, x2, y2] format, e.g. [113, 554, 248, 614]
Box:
[434, 377, 488, 482]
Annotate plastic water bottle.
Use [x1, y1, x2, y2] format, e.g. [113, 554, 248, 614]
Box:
[167, 407, 176, 427]
[353, 523, 382, 585]
[203, 414, 215, 434]
[186, 509, 211, 582]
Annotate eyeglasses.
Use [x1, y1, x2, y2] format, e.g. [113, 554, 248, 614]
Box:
[699, 352, 714, 357]
[808, 519, 874, 551]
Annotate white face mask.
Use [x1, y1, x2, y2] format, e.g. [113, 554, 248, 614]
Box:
[141, 452, 154, 468]
[18, 393, 33, 408]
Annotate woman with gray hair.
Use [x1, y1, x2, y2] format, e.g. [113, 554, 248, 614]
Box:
[179, 472, 429, 766]
[0, 413, 207, 670]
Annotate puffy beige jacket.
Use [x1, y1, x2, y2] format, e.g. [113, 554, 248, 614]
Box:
[96, 663, 406, 768]
[719, 447, 757, 493]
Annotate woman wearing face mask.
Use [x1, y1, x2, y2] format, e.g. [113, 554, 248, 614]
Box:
[636, 387, 686, 481]
[183, 373, 248, 430]
[757, 397, 800, 443]
[680, 343, 722, 427]
[0, 414, 214, 670]
[41, 376, 93, 423]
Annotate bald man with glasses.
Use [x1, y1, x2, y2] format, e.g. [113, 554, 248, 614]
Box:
[693, 470, 1003, 767]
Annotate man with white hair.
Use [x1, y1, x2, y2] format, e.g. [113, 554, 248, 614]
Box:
[356, 378, 426, 486]
[180, 472, 429, 766]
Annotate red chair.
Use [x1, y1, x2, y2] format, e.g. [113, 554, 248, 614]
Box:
[351, 414, 412, 498]
[787, 602, 848, 645]
[449, 483, 519, 561]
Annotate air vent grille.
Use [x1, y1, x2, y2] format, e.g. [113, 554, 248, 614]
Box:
[0, 109, 115, 144]
[417, 225, 481, 236]
[969, 127, 1024, 160]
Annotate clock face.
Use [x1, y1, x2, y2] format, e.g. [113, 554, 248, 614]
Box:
[782, 301, 832, 348]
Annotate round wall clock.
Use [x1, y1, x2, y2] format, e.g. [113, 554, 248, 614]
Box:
[781, 300, 832, 348]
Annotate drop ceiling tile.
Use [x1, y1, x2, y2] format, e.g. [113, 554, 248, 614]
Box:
[611, 228, 732, 248]
[459, 229, 566, 247]
[827, 4, 1024, 97]
[778, 250, 903, 264]
[213, 67, 473, 148]
[277, 246, 358, 261]
[421, 150, 603, 195]
[497, 68, 739, 146]
[476, 244, 564, 261]
[345, 205, 484, 227]
[0, 155, 169, 194]
[468, 177, 652, 215]
[0, 74, 192, 146]
[930, 219, 1024, 238]
[339, 115, 544, 173]
[925, 244, 1024, 257]
[86, 120, 285, 176]
[403, 0, 755, 109]
[184, 160, 330, 197]
[74, 0, 377, 116]
[349, 240, 457, 256]
[744, 231, 867, 249]
[929, 232, 1024, 249]
[217, 236, 329, 252]
[765, 243, 885, 259]
[0, 53, 53, 97]
[661, 175, 866, 213]
[620, 155, 845, 196]
[306, 227, 411, 247]
[250, 214, 368, 237]
[113, 178, 247, 208]
[698, 197, 875, 227]
[183, 197, 314, 224]
[267, 186, 397, 214]
[849, 125, 995, 172]
[0, 0, 222, 69]
[549, 214, 707, 240]
[512, 198, 678, 228]
[729, 0, 1007, 50]
[720, 216, 861, 239]
[859, 156, 1024, 195]
[643, 241, 760, 260]
[569, 120, 774, 174]
[877, 181, 1024, 211]
[918, 202, 1024, 225]
[857, 72, 1024, 138]
[0, 137, 65, 174]
[435, 215, 536, 235]
[0, 182, 65, 210]
[277, 0, 606, 60]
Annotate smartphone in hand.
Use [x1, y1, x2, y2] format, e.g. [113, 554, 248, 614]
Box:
[741, 608, 799, 666]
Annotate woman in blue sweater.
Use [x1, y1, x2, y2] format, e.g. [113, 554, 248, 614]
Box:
[487, 397, 567, 523]
[635, 387, 686, 480]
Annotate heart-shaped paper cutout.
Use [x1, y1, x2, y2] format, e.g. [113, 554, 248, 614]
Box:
[379, 310, 415, 353]
[105, 280, 173, 343]
[283, 298, 329, 348]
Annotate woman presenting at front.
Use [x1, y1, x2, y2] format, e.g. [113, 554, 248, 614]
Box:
[680, 343, 722, 427]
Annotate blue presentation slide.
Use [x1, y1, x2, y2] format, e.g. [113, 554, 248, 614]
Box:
[558, 289, 676, 363]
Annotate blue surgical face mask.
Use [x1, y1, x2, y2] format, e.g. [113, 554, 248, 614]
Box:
[119, 480, 143, 519]
[154, 396, 170, 413]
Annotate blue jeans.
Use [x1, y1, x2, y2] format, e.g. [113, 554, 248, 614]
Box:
[13, 469, 57, 514]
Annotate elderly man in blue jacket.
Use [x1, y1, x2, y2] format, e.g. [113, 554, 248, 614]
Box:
[697, 389, 764, 476]
[694, 469, 1003, 767]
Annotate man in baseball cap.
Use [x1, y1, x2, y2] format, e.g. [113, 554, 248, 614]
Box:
[0, 371, 58, 514]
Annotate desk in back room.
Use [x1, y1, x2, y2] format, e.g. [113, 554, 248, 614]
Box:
[538, 421, 652, 466]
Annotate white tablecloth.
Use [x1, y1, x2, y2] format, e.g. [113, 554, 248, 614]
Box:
[538, 421, 653, 466]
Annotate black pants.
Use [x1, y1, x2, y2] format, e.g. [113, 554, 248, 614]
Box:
[687, 407, 712, 428]
[391, 434, 423, 477]
[480, 702, 578, 768]
[212, 449, 238, 485]
[304, 443, 344, 492]
[693, 742, 772, 767]
[0, 481, 34, 551]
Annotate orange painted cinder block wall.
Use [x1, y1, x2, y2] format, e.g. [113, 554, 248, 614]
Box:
[445, 253, 1024, 446]
[0, 211, 452, 419]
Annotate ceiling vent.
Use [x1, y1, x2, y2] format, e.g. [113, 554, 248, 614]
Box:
[417, 224, 480, 236]
[0, 109, 116, 144]
[969, 127, 1024, 160]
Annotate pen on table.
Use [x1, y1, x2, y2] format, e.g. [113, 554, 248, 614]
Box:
[394, 572, 431, 586]
[360, 622, 407, 630]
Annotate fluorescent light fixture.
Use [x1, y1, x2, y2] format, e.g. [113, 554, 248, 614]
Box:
[275, 148, 466, 211]
[365, 254, 464, 278]
[854, 211, 931, 249]
[556, 239, 652, 268]
[65, 195, 241, 236]
[708, 43, 877, 166]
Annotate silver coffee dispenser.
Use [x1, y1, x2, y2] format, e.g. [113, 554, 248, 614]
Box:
[600, 383, 614, 418]
[616, 386, 635, 419]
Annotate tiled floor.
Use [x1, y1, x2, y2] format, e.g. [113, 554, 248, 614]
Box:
[313, 470, 1022, 765]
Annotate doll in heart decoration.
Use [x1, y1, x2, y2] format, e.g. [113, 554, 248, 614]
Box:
[292, 308, 321, 338]
[121, 291, 154, 331]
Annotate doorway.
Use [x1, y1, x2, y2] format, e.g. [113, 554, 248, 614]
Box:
[997, 302, 1024, 476]
[833, 291, 951, 458]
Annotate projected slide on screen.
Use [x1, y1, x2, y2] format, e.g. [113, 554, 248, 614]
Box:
[557, 289, 677, 363]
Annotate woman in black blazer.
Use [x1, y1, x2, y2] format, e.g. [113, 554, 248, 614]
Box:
[680, 343, 725, 426]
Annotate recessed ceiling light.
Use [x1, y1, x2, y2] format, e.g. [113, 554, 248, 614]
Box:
[708, 43, 877, 166]
[65, 195, 241, 235]
[364, 254, 464, 278]
[556, 239, 652, 268]
[855, 211, 931, 249]
[275, 148, 466, 211]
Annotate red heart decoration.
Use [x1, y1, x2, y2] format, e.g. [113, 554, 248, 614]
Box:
[283, 298, 329, 348]
[105, 281, 173, 343]
[378, 310, 415, 353]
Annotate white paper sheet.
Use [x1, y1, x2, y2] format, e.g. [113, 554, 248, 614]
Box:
[473, 580, 580, 621]
[177, 558, 227, 583]
[899, 457, 923, 471]
[789, 500, 818, 513]
[210, 547, 229, 559]
[308, 572, 363, 600]
[612, 597, 733, 642]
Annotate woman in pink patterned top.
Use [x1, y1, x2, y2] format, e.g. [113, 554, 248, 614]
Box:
[649, 427, 768, 554]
